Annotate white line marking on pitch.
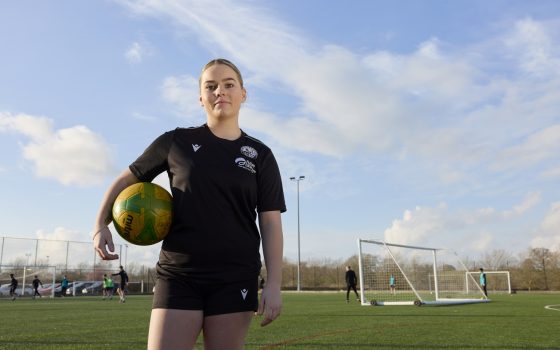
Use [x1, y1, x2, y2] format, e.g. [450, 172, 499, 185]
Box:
[544, 304, 560, 311]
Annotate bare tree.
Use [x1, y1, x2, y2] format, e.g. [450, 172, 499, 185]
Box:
[529, 248, 553, 290]
[480, 249, 516, 270]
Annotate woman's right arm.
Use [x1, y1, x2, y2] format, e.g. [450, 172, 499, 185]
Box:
[93, 168, 139, 260]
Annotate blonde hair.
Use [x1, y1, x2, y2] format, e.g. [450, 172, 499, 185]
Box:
[199, 58, 244, 88]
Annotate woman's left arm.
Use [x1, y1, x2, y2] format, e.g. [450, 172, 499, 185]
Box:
[257, 210, 284, 326]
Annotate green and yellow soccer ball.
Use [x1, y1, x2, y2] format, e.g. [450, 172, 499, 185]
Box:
[112, 182, 173, 246]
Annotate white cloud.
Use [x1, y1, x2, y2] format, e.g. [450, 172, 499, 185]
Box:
[504, 18, 560, 77]
[161, 75, 204, 120]
[125, 41, 153, 64]
[493, 125, 560, 171]
[36, 226, 84, 242]
[471, 232, 493, 252]
[0, 112, 53, 140]
[132, 112, 158, 122]
[119, 1, 560, 191]
[0, 112, 115, 186]
[384, 204, 448, 247]
[531, 202, 560, 251]
[503, 191, 541, 218]
[383, 192, 541, 252]
[540, 165, 560, 179]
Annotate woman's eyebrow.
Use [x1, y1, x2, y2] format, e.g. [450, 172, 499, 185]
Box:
[203, 77, 237, 84]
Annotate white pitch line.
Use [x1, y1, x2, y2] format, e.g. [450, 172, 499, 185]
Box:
[544, 304, 560, 311]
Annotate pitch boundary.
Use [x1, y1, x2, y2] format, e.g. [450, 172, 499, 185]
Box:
[258, 328, 355, 349]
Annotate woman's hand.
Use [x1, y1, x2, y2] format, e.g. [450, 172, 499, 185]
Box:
[257, 283, 282, 327]
[93, 226, 119, 260]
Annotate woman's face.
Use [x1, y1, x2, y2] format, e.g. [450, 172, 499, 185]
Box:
[199, 63, 246, 122]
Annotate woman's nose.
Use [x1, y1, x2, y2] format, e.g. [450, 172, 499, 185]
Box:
[214, 85, 225, 96]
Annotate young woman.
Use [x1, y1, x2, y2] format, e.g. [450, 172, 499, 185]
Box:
[92, 58, 286, 349]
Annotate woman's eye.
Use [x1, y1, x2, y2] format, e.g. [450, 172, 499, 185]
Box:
[205, 85, 216, 90]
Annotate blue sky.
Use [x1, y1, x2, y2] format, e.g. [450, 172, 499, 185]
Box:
[1, 0, 560, 268]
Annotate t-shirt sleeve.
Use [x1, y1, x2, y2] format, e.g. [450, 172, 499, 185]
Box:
[257, 148, 286, 213]
[129, 131, 174, 182]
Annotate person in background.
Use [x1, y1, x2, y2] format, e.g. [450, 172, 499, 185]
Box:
[479, 268, 488, 296]
[60, 275, 69, 297]
[9, 273, 18, 301]
[345, 266, 360, 302]
[32, 275, 43, 299]
[103, 274, 114, 300]
[112, 265, 129, 303]
[92, 58, 285, 350]
[389, 274, 396, 295]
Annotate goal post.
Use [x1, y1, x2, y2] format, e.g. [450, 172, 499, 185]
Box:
[357, 239, 489, 306]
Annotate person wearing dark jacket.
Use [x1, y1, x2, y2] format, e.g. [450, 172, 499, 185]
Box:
[32, 275, 43, 299]
[9, 274, 18, 301]
[345, 266, 359, 302]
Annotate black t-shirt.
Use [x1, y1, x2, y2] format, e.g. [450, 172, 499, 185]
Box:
[130, 124, 286, 283]
[345, 270, 357, 286]
[112, 271, 128, 285]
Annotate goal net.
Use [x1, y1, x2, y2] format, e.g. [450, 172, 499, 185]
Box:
[466, 270, 512, 294]
[357, 239, 489, 306]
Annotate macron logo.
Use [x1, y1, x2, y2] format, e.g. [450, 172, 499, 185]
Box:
[192, 144, 201, 152]
[241, 289, 248, 300]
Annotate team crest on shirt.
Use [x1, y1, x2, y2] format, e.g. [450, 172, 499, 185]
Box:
[235, 157, 256, 174]
[240, 146, 258, 159]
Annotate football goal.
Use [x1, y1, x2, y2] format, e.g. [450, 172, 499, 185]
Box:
[0, 265, 56, 298]
[466, 270, 512, 294]
[357, 239, 489, 306]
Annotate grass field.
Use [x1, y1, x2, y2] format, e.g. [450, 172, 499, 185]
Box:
[0, 292, 559, 349]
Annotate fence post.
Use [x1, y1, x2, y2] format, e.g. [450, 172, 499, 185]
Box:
[65, 241, 69, 272]
[0, 237, 4, 272]
[34, 239, 39, 266]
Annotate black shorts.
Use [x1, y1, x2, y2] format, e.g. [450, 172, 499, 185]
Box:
[152, 278, 258, 316]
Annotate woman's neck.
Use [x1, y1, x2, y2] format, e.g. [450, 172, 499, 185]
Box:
[207, 119, 241, 140]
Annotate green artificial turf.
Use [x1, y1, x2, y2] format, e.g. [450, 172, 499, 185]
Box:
[0, 292, 558, 349]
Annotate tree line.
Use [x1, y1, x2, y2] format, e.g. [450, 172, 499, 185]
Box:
[275, 247, 560, 291]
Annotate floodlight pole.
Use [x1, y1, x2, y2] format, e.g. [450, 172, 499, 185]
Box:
[290, 176, 305, 291]
[125, 244, 129, 270]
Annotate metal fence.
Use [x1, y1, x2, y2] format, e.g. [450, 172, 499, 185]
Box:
[0, 236, 143, 272]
